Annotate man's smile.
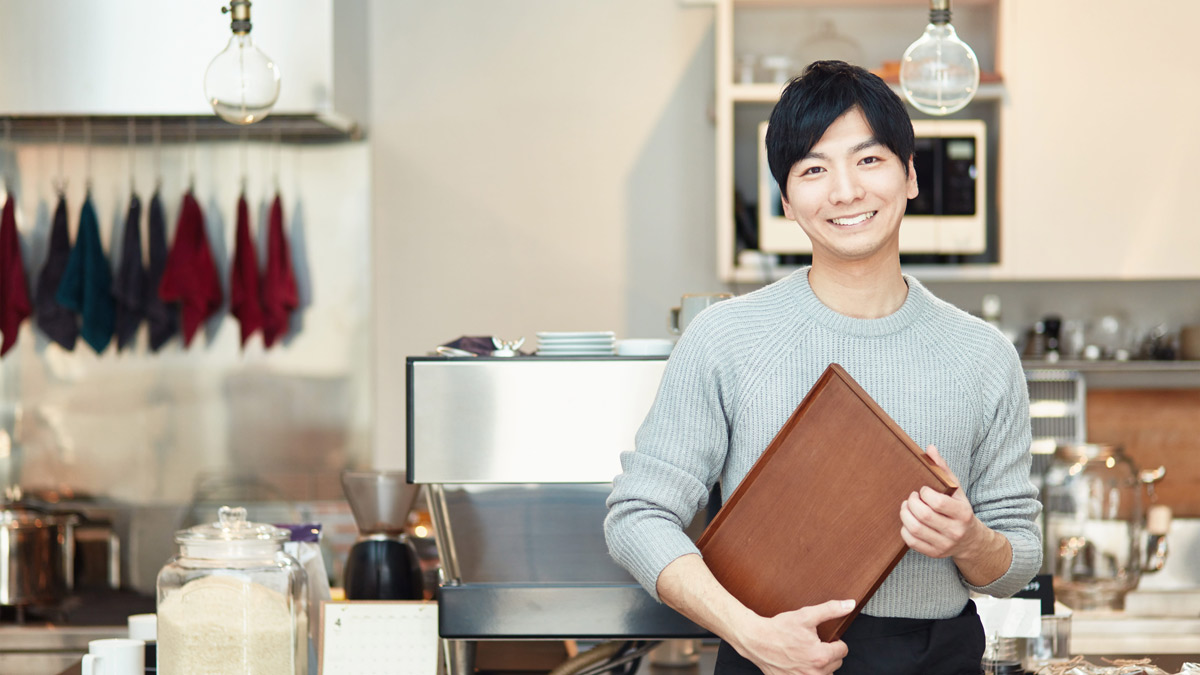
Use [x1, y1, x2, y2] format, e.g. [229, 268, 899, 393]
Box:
[829, 211, 877, 227]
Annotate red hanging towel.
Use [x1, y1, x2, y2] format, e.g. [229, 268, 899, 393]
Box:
[229, 193, 263, 347]
[0, 194, 31, 357]
[261, 194, 298, 348]
[158, 191, 222, 347]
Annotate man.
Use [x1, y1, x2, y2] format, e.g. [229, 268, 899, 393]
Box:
[604, 60, 1041, 675]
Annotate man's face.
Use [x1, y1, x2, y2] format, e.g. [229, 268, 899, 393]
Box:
[780, 106, 918, 265]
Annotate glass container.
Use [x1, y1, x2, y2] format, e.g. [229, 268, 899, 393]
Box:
[1043, 444, 1165, 610]
[157, 506, 307, 675]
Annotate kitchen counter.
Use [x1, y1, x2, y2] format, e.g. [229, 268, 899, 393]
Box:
[1071, 612, 1200, 655]
[0, 625, 125, 675]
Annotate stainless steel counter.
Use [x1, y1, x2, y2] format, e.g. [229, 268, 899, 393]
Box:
[0, 625, 125, 675]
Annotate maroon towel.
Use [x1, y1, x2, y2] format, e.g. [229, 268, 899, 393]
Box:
[0, 194, 31, 357]
[261, 194, 297, 348]
[158, 191, 221, 347]
[229, 194, 263, 347]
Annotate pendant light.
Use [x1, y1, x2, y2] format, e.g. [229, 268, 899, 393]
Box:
[898, 0, 980, 116]
[203, 0, 281, 125]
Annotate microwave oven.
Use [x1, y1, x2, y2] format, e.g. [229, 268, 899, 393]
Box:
[756, 118, 988, 256]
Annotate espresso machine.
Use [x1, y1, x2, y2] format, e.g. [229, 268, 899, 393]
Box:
[341, 470, 425, 600]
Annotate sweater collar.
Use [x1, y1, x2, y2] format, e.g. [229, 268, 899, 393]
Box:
[788, 267, 932, 337]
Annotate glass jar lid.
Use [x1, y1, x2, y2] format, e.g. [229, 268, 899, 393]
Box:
[176, 505, 288, 545]
[1055, 443, 1124, 462]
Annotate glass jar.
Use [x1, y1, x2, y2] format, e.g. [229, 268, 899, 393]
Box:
[1043, 444, 1164, 610]
[157, 506, 308, 675]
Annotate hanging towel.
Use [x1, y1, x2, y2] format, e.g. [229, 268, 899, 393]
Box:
[144, 190, 179, 351]
[112, 193, 147, 351]
[229, 193, 263, 347]
[34, 195, 78, 350]
[55, 196, 115, 354]
[261, 193, 298, 348]
[158, 190, 221, 347]
[0, 194, 32, 357]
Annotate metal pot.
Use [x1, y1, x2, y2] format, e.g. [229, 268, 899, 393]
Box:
[0, 505, 76, 606]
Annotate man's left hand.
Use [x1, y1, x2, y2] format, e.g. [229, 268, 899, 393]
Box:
[899, 444, 983, 559]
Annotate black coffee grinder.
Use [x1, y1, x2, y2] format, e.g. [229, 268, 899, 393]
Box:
[341, 471, 425, 600]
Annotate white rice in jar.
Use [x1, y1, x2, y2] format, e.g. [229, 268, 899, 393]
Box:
[158, 574, 295, 675]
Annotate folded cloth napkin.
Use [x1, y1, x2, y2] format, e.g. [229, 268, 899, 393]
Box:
[112, 193, 147, 351]
[230, 193, 263, 347]
[0, 194, 31, 357]
[34, 194, 78, 350]
[55, 195, 115, 354]
[261, 194, 298, 348]
[144, 190, 179, 351]
[159, 190, 221, 347]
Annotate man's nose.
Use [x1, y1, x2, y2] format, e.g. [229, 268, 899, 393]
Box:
[829, 170, 865, 204]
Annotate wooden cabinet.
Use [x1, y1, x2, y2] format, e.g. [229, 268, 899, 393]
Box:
[715, 0, 1200, 282]
[714, 0, 1003, 283]
[994, 1, 1200, 279]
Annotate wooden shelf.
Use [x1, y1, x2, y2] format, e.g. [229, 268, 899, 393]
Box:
[1023, 360, 1200, 373]
[728, 80, 1005, 104]
[1023, 359, 1200, 390]
[732, 0, 995, 6]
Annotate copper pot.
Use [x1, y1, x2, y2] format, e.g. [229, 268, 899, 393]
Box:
[0, 506, 76, 606]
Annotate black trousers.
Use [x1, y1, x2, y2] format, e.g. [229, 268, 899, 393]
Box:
[714, 600, 985, 675]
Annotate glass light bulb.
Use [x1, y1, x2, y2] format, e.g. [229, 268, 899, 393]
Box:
[899, 23, 980, 116]
[204, 34, 281, 125]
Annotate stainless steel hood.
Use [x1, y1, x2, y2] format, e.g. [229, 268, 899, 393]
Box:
[0, 0, 367, 142]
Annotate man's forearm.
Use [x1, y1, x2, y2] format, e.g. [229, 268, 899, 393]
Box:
[954, 525, 1013, 587]
[656, 553, 759, 648]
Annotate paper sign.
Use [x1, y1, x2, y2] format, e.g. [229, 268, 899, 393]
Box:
[320, 601, 439, 675]
[974, 596, 1042, 638]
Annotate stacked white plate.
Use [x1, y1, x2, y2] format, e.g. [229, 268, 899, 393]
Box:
[535, 331, 616, 356]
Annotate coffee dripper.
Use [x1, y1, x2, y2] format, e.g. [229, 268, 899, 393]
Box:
[340, 471, 425, 600]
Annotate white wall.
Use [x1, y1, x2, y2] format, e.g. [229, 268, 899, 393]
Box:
[369, 1, 720, 468]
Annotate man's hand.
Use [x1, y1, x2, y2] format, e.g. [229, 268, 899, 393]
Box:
[899, 445, 1012, 586]
[731, 599, 854, 675]
[899, 445, 982, 559]
[656, 555, 853, 675]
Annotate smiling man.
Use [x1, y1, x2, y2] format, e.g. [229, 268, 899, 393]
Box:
[605, 61, 1041, 674]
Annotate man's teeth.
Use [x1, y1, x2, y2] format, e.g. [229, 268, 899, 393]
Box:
[831, 211, 876, 226]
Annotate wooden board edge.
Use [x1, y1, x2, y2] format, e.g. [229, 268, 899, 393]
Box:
[827, 364, 959, 491]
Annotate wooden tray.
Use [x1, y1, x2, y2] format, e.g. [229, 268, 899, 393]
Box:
[696, 363, 957, 642]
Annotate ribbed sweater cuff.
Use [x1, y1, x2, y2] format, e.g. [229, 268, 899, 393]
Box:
[967, 532, 1042, 598]
[613, 520, 700, 602]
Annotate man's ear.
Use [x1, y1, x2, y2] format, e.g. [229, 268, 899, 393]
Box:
[780, 190, 795, 220]
[906, 156, 919, 200]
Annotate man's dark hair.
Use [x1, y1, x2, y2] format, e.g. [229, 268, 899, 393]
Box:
[765, 60, 915, 201]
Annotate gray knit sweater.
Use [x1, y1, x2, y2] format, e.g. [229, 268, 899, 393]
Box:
[604, 268, 1042, 620]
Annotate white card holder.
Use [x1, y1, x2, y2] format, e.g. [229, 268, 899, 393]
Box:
[320, 600, 439, 675]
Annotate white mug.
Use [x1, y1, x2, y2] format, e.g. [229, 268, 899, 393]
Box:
[669, 293, 733, 335]
[82, 638, 144, 675]
[127, 613, 157, 642]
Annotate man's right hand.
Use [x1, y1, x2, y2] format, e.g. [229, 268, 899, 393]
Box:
[656, 555, 854, 675]
[730, 599, 854, 675]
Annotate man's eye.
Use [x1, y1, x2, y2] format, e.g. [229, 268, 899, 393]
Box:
[860, 156, 880, 165]
[801, 166, 824, 176]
